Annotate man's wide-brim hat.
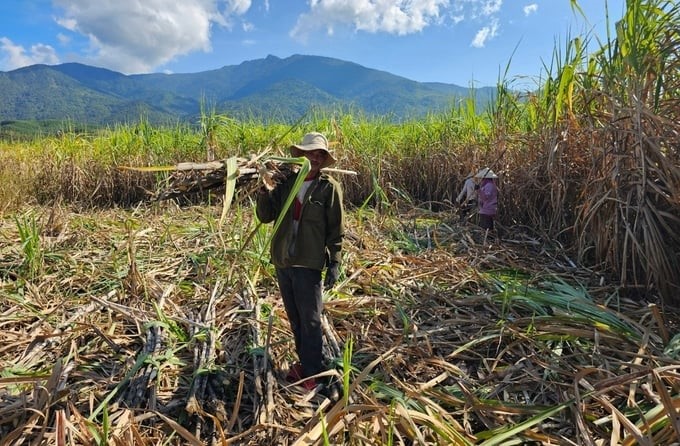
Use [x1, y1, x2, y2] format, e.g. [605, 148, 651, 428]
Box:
[474, 167, 498, 179]
[290, 132, 336, 169]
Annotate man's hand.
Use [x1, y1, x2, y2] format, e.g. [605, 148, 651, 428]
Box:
[324, 262, 340, 289]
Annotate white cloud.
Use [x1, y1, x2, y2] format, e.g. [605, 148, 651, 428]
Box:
[471, 18, 498, 47]
[226, 0, 252, 15]
[291, 0, 508, 49]
[451, 1, 503, 47]
[57, 33, 71, 45]
[455, 0, 501, 20]
[291, 0, 450, 41]
[523, 3, 538, 16]
[0, 37, 60, 70]
[51, 0, 252, 73]
[56, 17, 78, 31]
[480, 0, 502, 16]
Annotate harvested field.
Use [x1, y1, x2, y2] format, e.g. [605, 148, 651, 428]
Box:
[1, 2, 679, 442]
[2, 202, 678, 445]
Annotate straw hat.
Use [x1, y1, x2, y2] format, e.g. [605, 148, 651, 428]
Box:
[289, 132, 336, 169]
[474, 167, 498, 179]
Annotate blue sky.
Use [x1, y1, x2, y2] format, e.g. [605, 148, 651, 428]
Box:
[0, 0, 624, 88]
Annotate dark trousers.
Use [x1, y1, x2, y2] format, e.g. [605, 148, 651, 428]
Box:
[275, 267, 324, 378]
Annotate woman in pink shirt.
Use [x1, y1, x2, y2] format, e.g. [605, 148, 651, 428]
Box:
[474, 168, 498, 230]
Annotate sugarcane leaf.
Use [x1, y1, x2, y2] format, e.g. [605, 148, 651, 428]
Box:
[219, 156, 238, 228]
[262, 156, 310, 258]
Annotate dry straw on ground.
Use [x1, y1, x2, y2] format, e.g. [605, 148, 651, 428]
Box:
[2, 196, 679, 445]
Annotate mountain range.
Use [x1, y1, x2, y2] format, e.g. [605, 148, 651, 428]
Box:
[0, 54, 496, 125]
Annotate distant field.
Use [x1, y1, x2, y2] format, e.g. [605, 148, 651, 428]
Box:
[0, 119, 84, 139]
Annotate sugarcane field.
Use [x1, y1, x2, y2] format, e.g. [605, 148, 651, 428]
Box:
[2, 3, 680, 446]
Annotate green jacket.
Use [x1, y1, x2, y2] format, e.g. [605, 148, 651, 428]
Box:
[256, 173, 344, 270]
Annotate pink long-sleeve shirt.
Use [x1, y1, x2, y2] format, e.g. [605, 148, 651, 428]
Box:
[478, 178, 498, 216]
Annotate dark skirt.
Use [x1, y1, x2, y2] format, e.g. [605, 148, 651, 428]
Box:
[479, 214, 494, 230]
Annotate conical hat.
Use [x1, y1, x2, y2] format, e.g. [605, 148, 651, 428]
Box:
[474, 167, 498, 179]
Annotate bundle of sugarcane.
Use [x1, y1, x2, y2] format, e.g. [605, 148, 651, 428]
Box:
[120, 155, 297, 201]
[120, 154, 356, 202]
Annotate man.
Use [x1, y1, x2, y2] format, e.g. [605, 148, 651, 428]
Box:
[256, 132, 344, 400]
